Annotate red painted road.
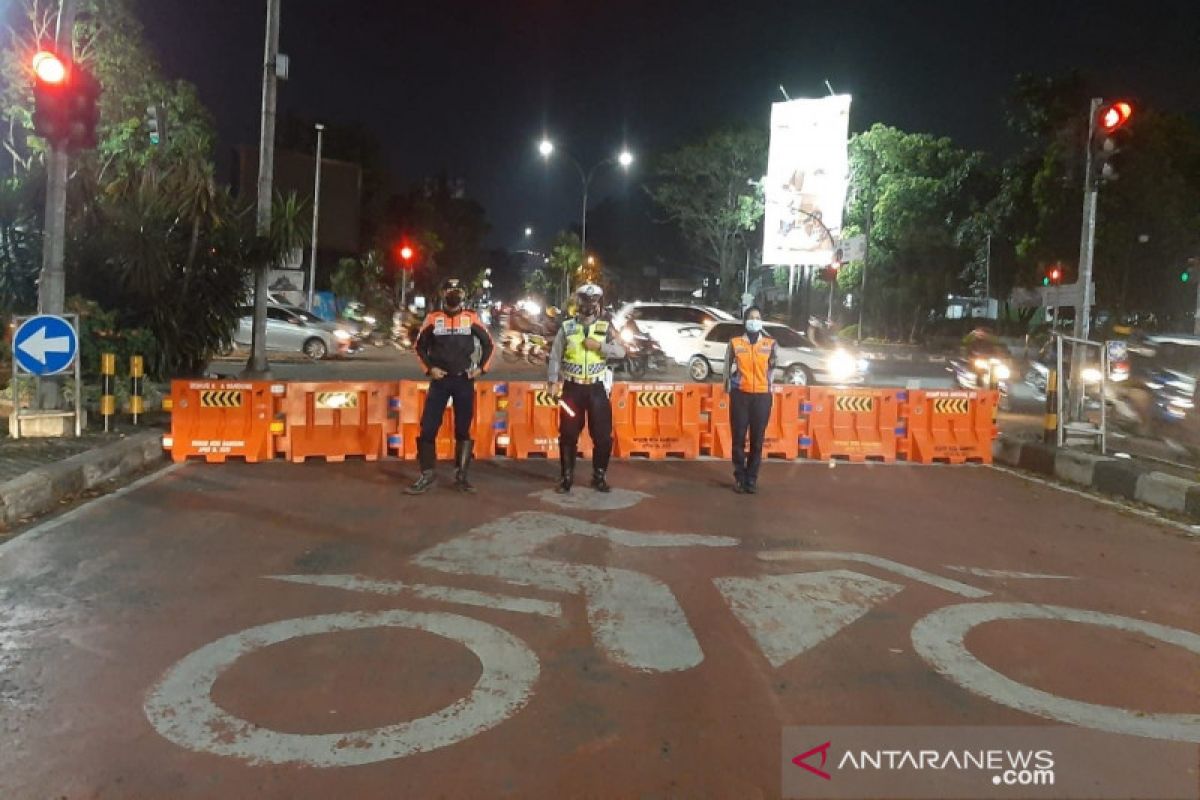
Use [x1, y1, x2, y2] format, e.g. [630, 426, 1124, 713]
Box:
[0, 459, 1197, 798]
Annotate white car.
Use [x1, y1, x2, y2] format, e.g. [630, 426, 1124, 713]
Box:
[232, 304, 358, 360]
[685, 321, 868, 386]
[610, 302, 736, 365]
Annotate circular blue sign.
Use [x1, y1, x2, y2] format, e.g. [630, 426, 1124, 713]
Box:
[13, 315, 78, 376]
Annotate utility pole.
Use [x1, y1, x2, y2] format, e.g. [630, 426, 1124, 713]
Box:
[984, 233, 992, 318]
[244, 0, 281, 378]
[855, 161, 875, 343]
[1068, 97, 1103, 415]
[307, 122, 324, 310]
[35, 0, 77, 410]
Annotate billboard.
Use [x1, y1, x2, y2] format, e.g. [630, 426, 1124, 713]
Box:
[762, 95, 852, 267]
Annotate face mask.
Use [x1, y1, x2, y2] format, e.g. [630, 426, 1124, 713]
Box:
[745, 319, 763, 334]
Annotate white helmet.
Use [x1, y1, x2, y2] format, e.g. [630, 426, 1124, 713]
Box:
[575, 283, 603, 300]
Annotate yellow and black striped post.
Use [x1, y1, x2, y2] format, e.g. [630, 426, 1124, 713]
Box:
[130, 355, 144, 425]
[1043, 369, 1058, 445]
[100, 353, 116, 432]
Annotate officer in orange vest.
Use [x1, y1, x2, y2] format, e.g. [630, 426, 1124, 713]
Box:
[408, 278, 495, 494]
[724, 306, 777, 494]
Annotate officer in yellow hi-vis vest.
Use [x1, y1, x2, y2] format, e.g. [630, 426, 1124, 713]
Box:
[547, 284, 625, 493]
[724, 306, 777, 494]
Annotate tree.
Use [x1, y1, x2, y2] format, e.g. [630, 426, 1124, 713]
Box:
[647, 127, 767, 306]
[844, 124, 992, 341]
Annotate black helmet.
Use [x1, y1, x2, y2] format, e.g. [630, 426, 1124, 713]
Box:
[441, 278, 466, 310]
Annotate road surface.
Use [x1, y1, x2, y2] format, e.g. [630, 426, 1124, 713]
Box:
[1, 457, 1196, 798]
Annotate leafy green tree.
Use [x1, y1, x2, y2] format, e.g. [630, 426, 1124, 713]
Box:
[647, 127, 766, 306]
[844, 124, 991, 341]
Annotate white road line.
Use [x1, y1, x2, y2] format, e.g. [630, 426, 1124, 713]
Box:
[265, 574, 563, 618]
[0, 462, 186, 558]
[145, 609, 540, 767]
[989, 464, 1200, 538]
[757, 551, 990, 599]
[912, 602, 1200, 743]
[944, 566, 1076, 580]
[414, 511, 737, 672]
[715, 570, 903, 668]
[531, 487, 652, 510]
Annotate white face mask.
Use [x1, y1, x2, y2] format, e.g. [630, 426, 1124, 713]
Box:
[745, 319, 763, 334]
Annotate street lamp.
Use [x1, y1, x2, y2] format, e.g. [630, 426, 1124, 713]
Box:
[524, 226, 533, 238]
[537, 138, 634, 304]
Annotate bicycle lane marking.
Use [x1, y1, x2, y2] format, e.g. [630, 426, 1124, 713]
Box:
[913, 603, 1200, 743]
[144, 609, 540, 768]
[413, 511, 739, 672]
[265, 574, 563, 618]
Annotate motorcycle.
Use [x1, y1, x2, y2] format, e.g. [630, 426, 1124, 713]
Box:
[500, 331, 550, 365]
[610, 323, 667, 380]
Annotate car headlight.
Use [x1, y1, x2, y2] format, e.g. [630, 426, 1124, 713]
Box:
[992, 363, 1011, 381]
[1082, 367, 1103, 384]
[363, 315, 377, 326]
[973, 358, 989, 370]
[621, 329, 634, 343]
[828, 350, 856, 380]
[333, 329, 351, 341]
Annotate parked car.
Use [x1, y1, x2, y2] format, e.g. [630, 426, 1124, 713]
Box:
[232, 304, 359, 360]
[685, 321, 868, 386]
[610, 302, 736, 365]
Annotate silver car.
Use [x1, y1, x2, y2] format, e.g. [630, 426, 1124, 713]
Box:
[685, 321, 868, 385]
[232, 304, 358, 360]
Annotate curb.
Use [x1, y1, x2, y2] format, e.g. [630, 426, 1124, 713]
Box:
[992, 437, 1200, 521]
[0, 431, 167, 528]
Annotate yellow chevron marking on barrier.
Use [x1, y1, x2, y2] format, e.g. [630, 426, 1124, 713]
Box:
[636, 391, 676, 408]
[534, 391, 558, 407]
[316, 391, 358, 409]
[835, 395, 874, 413]
[200, 390, 242, 408]
[934, 398, 970, 415]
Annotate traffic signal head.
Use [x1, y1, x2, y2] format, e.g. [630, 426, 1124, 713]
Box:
[1050, 267, 1062, 284]
[145, 103, 166, 145]
[31, 51, 100, 151]
[1092, 100, 1135, 184]
[400, 246, 414, 262]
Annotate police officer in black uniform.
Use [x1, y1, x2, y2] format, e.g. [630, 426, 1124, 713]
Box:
[408, 278, 494, 494]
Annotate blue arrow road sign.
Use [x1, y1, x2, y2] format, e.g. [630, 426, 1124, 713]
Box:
[13, 315, 78, 376]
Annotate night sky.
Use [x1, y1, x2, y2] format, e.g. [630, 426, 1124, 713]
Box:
[139, 0, 1200, 250]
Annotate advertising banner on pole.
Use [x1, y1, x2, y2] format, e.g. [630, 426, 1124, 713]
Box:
[762, 95, 852, 267]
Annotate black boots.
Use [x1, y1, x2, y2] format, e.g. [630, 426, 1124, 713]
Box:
[557, 449, 576, 493]
[406, 440, 437, 495]
[590, 468, 611, 493]
[454, 439, 476, 493]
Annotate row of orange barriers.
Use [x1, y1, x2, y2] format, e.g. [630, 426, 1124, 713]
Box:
[163, 380, 997, 465]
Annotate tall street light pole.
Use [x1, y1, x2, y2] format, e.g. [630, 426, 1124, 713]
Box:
[244, 0, 281, 378]
[307, 122, 324, 310]
[539, 139, 633, 306]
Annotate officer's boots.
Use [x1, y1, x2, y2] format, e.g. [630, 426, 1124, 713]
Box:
[406, 441, 437, 495]
[590, 468, 611, 493]
[454, 439, 476, 493]
[557, 449, 576, 493]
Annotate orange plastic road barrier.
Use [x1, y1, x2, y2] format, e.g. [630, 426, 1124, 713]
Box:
[803, 388, 901, 462]
[499, 382, 592, 460]
[611, 383, 703, 459]
[277, 382, 393, 462]
[904, 389, 997, 464]
[388, 380, 498, 461]
[163, 380, 284, 463]
[701, 386, 804, 460]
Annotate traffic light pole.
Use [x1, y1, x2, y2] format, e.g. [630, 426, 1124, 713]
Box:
[35, 0, 77, 411]
[307, 122, 324, 310]
[1068, 97, 1103, 418]
[244, 0, 281, 379]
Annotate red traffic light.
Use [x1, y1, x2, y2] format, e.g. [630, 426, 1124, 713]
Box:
[1049, 267, 1062, 283]
[399, 246, 414, 261]
[1098, 101, 1133, 133]
[32, 51, 66, 84]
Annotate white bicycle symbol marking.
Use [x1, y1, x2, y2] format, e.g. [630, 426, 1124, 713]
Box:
[145, 513, 1200, 768]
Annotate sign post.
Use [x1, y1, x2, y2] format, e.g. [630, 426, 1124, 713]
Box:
[11, 314, 82, 438]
